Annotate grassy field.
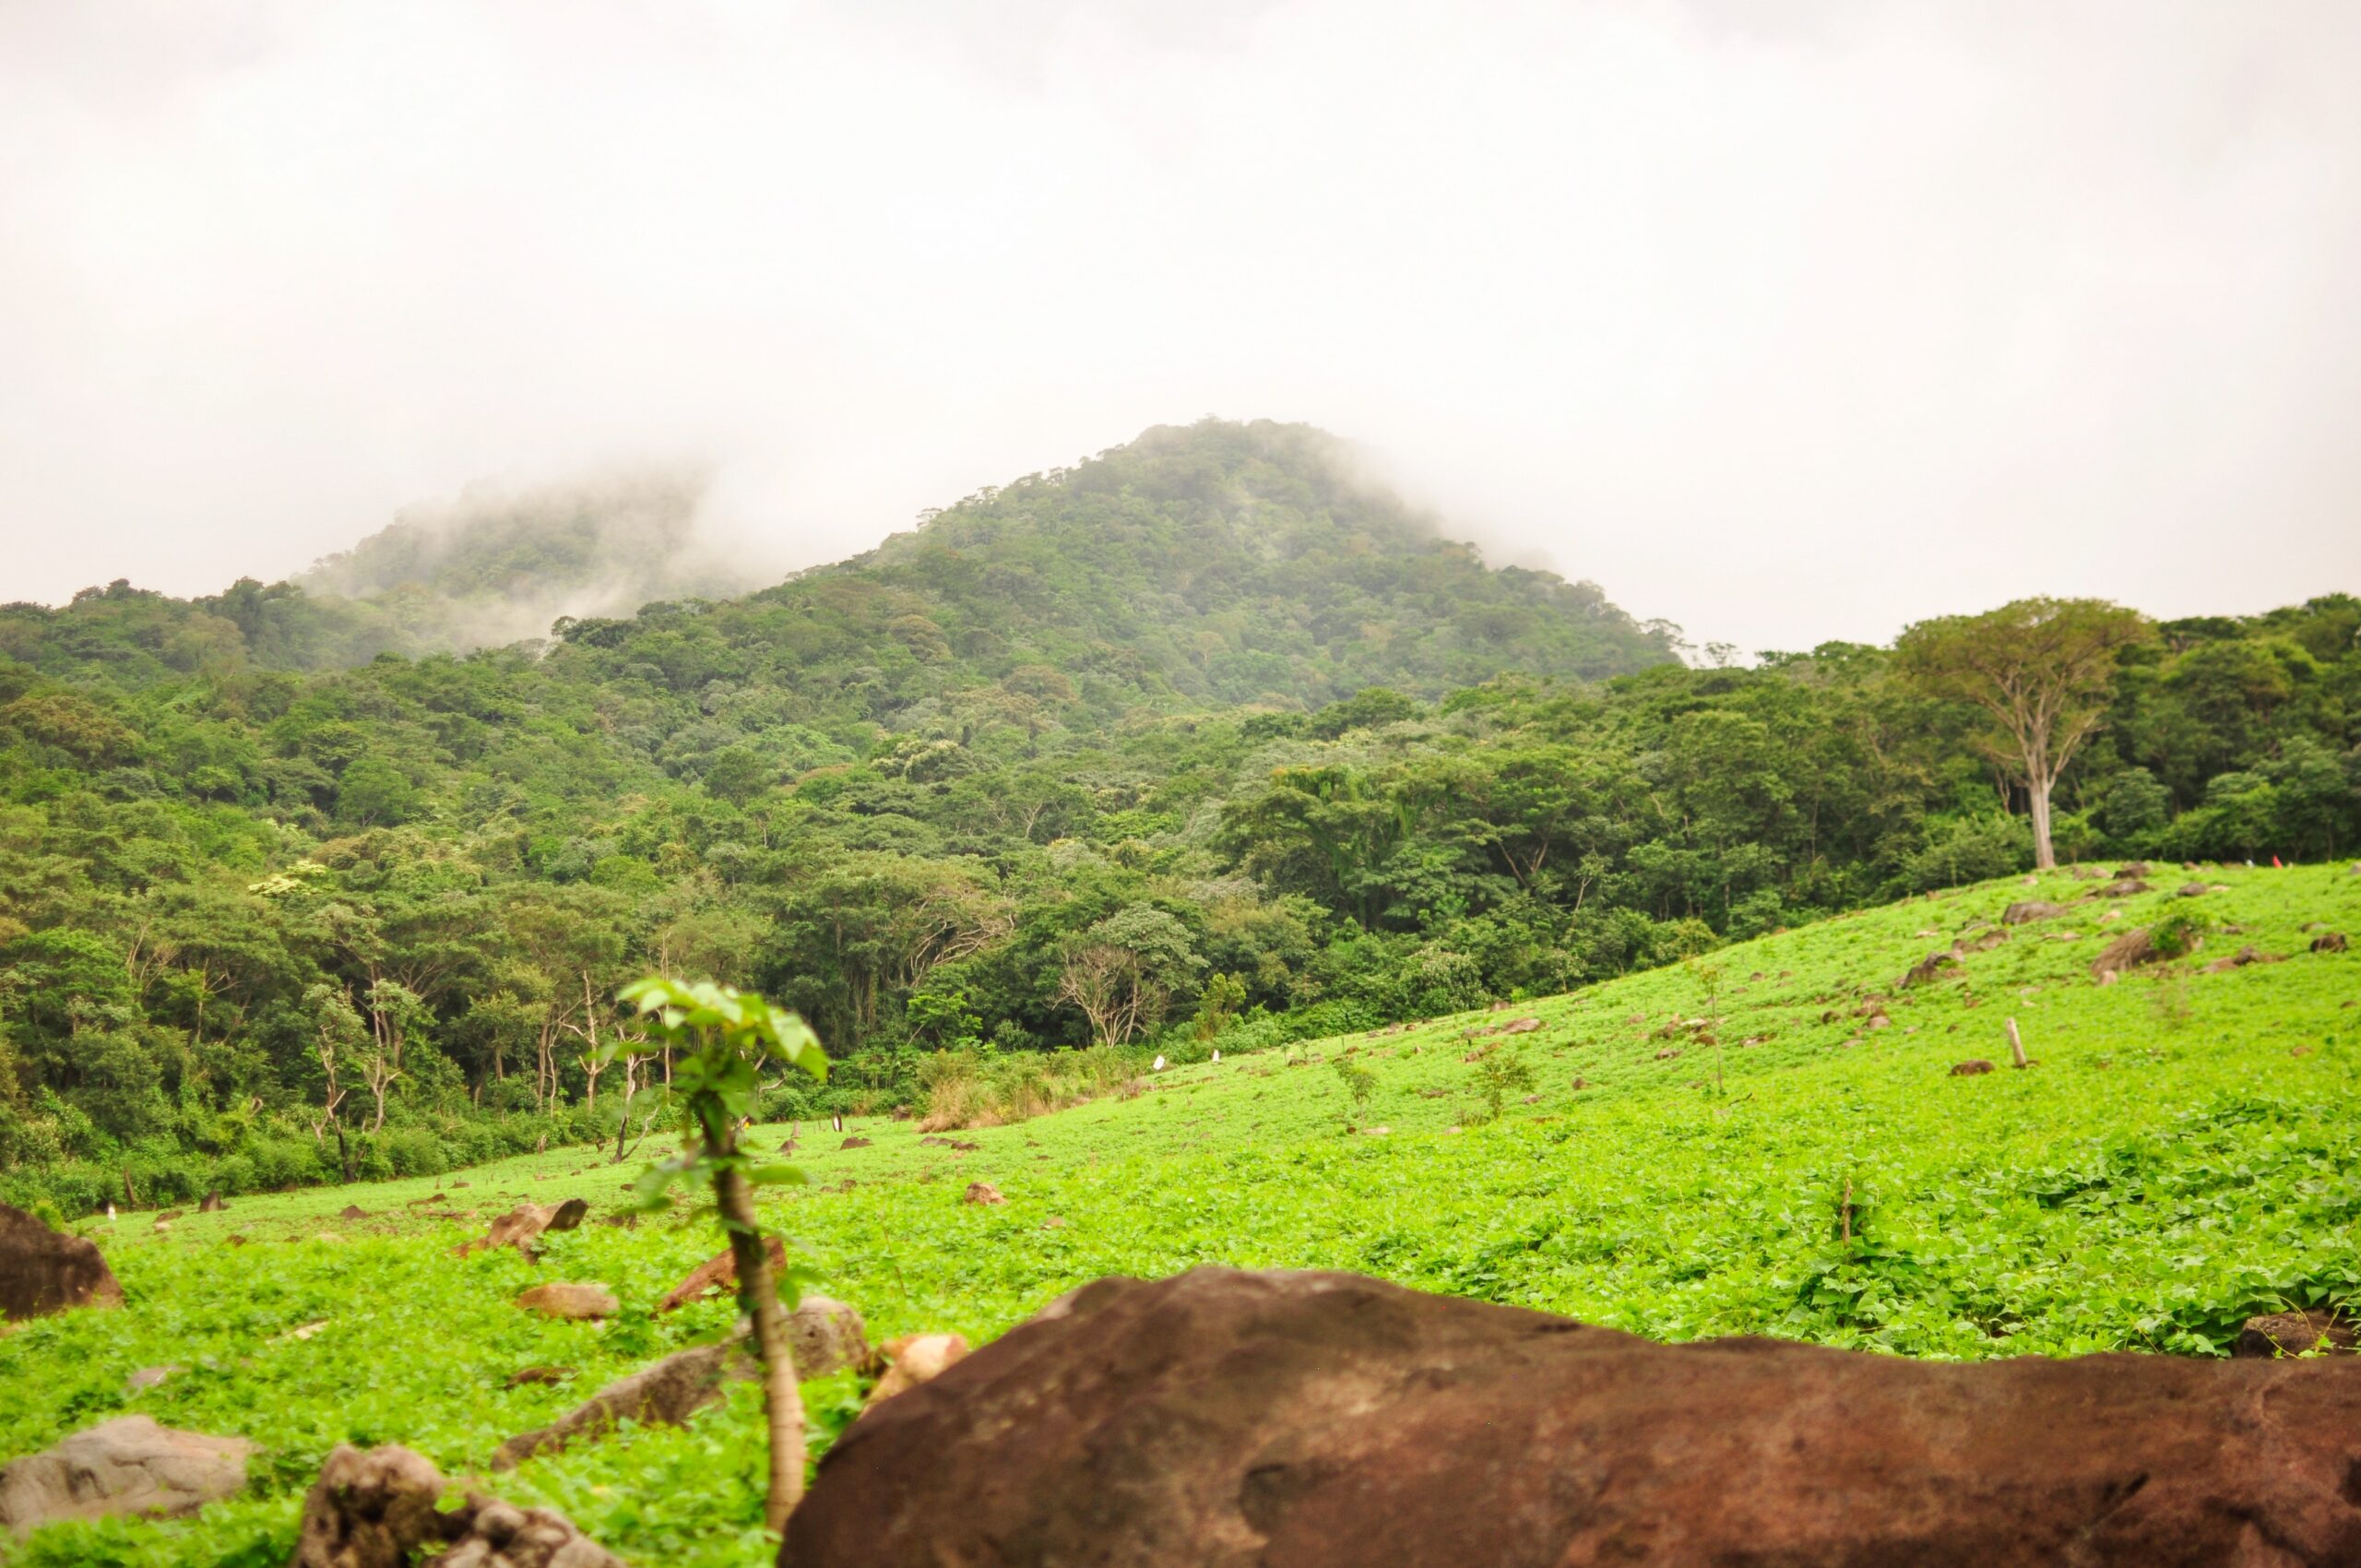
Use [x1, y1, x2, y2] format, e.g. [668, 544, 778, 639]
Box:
[4, 864, 2356, 1565]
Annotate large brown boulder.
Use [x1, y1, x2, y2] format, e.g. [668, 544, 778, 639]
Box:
[0, 1203, 124, 1320]
[781, 1268, 2361, 1568]
[0, 1415, 251, 1536]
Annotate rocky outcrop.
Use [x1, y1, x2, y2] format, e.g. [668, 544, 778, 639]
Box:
[289, 1443, 620, 1568]
[456, 1199, 588, 1259]
[493, 1340, 753, 1470]
[514, 1283, 617, 1321]
[2091, 927, 2162, 979]
[2002, 899, 2067, 925]
[862, 1333, 968, 1408]
[287, 1442, 446, 1568]
[786, 1296, 872, 1378]
[655, 1236, 788, 1313]
[0, 1203, 123, 1320]
[0, 1416, 251, 1535]
[424, 1492, 624, 1567]
[2235, 1308, 2355, 1359]
[782, 1267, 2361, 1568]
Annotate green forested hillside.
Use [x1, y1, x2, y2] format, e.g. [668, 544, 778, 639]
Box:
[3, 864, 2353, 1566]
[0, 420, 2355, 1211]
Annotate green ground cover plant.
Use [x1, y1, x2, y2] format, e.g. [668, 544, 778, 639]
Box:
[2, 863, 2355, 1564]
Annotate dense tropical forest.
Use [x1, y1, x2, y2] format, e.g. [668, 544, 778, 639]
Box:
[2, 419, 2355, 1211]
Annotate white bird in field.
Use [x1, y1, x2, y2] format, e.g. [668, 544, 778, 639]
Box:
[1211, 1050, 1220, 1063]
[831, 1112, 844, 1133]
[1152, 1055, 1167, 1072]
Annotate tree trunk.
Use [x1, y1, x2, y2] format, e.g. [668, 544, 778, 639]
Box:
[712, 1138, 804, 1532]
[2027, 774, 2058, 870]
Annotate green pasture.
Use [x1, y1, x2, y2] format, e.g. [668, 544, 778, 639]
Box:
[5, 864, 2355, 1565]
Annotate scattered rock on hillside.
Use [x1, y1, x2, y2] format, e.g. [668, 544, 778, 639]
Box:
[964, 1182, 1005, 1206]
[290, 1443, 622, 1568]
[2177, 882, 2211, 897]
[0, 1202, 124, 1319]
[338, 1205, 370, 1221]
[2114, 862, 2152, 878]
[199, 1192, 225, 1213]
[156, 1208, 184, 1223]
[493, 1341, 754, 1470]
[2202, 945, 2283, 975]
[2002, 900, 2067, 925]
[504, 1366, 574, 1388]
[2091, 928, 2162, 980]
[125, 1364, 180, 1392]
[515, 1283, 618, 1321]
[657, 1236, 788, 1313]
[0, 1416, 251, 1535]
[455, 1198, 588, 1259]
[841, 1136, 872, 1150]
[1950, 1060, 1996, 1076]
[2093, 878, 2152, 897]
[864, 1334, 968, 1408]
[2235, 1309, 2355, 1359]
[787, 1297, 873, 1378]
[2313, 932, 2349, 954]
[2070, 864, 2104, 880]
[783, 1266, 2361, 1568]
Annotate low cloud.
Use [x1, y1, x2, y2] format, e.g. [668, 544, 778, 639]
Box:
[4, 1, 2357, 650]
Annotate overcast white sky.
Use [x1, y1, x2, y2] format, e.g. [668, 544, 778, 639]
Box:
[4, 1, 2358, 653]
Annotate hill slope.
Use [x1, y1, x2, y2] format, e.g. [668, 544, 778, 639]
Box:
[812, 419, 1679, 703]
[4, 864, 2353, 1566]
[3, 419, 1676, 707]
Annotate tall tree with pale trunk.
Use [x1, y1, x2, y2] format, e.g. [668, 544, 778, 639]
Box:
[1895, 598, 2151, 870]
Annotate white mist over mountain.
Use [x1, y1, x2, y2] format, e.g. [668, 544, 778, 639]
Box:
[5, 1, 2358, 652]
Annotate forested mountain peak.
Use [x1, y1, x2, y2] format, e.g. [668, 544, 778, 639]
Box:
[776, 417, 1679, 707]
[4, 419, 1673, 711]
